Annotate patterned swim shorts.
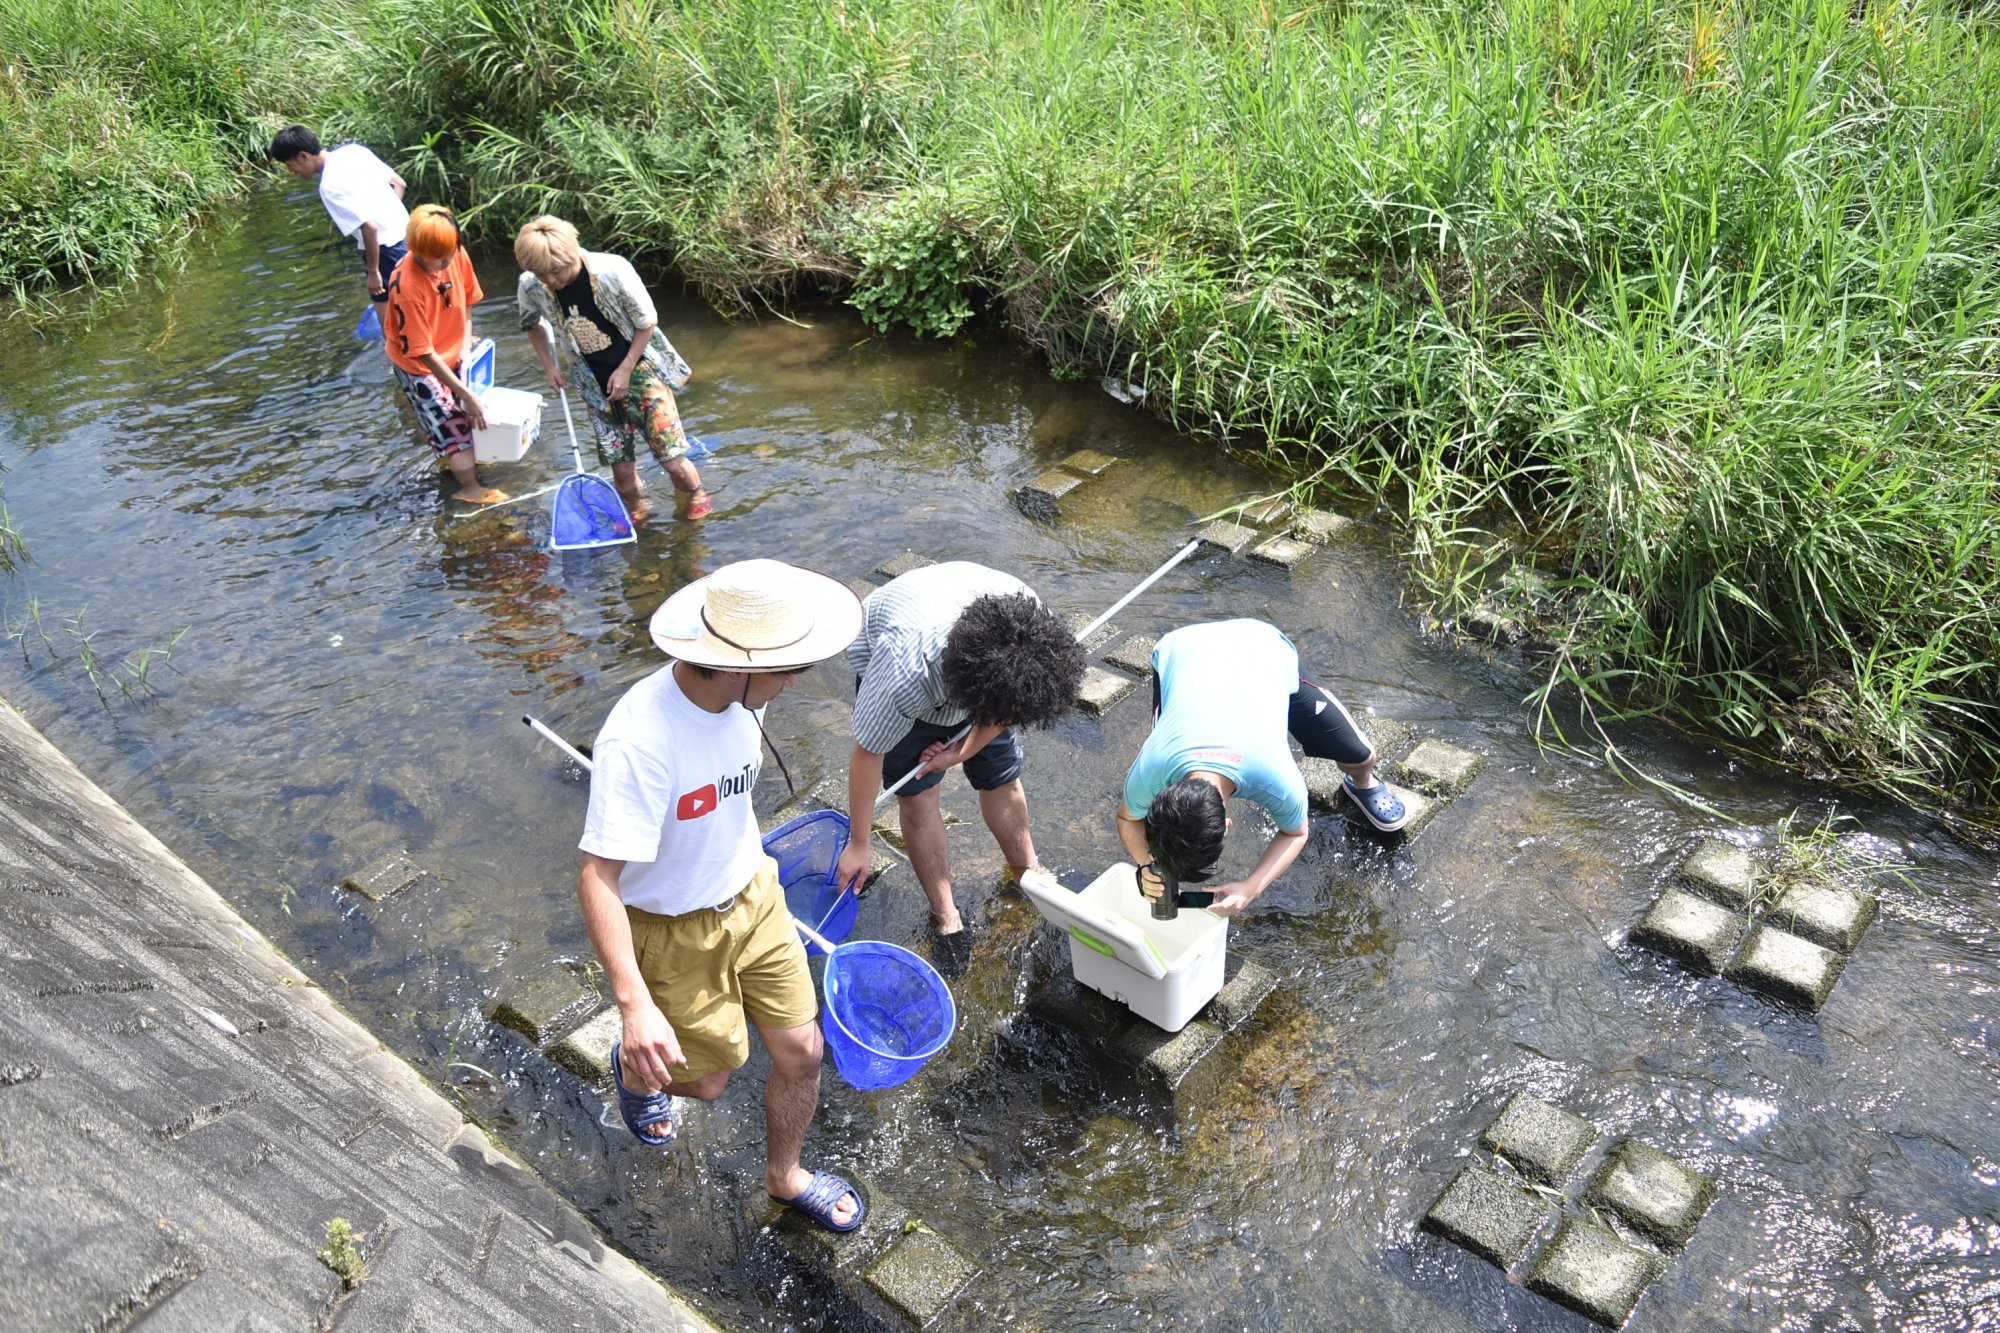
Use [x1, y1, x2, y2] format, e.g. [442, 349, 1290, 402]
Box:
[390, 364, 474, 459]
[590, 358, 690, 469]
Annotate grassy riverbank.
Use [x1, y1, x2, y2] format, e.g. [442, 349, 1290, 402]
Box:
[7, 0, 1997, 810]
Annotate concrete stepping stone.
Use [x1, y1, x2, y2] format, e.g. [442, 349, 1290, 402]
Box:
[549, 1007, 619, 1083]
[1200, 958, 1279, 1034]
[1630, 889, 1748, 976]
[1479, 1093, 1597, 1188]
[759, 1182, 977, 1330]
[873, 552, 936, 582]
[1062, 610, 1121, 652]
[863, 1226, 980, 1328]
[1726, 923, 1846, 1011]
[339, 851, 428, 902]
[1014, 469, 1084, 520]
[1525, 1216, 1664, 1328]
[1194, 520, 1258, 553]
[1303, 765, 1437, 838]
[1107, 1017, 1230, 1120]
[490, 969, 597, 1046]
[1770, 882, 1877, 954]
[1423, 1163, 1556, 1269]
[1677, 839, 1761, 911]
[1059, 448, 1119, 476]
[1241, 496, 1293, 524]
[1075, 666, 1137, 715]
[1585, 1138, 1715, 1252]
[1291, 509, 1353, 544]
[1399, 740, 1486, 798]
[1247, 536, 1316, 569]
[1101, 634, 1157, 678]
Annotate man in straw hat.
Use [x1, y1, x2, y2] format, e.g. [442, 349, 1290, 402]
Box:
[576, 559, 867, 1232]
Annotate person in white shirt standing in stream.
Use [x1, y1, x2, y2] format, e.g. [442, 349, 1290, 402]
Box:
[269, 125, 408, 306]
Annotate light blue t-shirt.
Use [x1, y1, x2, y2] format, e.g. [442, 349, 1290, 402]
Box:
[1122, 619, 1308, 832]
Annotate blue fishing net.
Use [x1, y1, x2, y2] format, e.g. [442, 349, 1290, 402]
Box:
[549, 472, 635, 550]
[762, 810, 856, 955]
[823, 941, 955, 1089]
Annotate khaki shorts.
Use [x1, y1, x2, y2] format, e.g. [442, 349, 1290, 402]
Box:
[627, 856, 816, 1083]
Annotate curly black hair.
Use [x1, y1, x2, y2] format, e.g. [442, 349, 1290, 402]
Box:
[1144, 777, 1226, 883]
[939, 593, 1085, 729]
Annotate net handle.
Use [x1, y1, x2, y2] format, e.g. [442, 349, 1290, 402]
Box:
[558, 389, 587, 474]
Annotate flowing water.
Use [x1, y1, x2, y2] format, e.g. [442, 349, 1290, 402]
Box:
[1, 187, 1995, 1331]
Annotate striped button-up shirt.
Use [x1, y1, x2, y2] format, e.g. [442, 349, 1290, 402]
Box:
[516, 251, 691, 413]
[847, 562, 1036, 754]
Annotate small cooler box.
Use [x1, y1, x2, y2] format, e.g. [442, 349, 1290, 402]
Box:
[1021, 864, 1228, 1033]
[471, 386, 543, 463]
[462, 337, 497, 393]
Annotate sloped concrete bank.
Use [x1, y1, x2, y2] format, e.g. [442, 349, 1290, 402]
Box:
[0, 698, 719, 1332]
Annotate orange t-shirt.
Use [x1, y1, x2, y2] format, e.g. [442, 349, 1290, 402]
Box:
[383, 249, 484, 377]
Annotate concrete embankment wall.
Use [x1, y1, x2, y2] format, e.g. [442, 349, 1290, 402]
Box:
[0, 697, 720, 1332]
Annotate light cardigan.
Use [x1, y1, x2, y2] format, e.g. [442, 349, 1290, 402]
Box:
[516, 251, 691, 412]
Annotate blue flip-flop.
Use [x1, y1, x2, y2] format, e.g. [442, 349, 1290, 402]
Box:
[1343, 774, 1410, 833]
[608, 1039, 677, 1147]
[769, 1169, 868, 1234]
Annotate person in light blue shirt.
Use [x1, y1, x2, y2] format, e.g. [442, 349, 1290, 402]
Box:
[1115, 619, 1406, 916]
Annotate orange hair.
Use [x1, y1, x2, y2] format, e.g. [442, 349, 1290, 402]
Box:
[406, 204, 460, 262]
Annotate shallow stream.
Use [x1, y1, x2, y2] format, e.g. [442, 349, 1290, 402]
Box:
[0, 187, 1994, 1330]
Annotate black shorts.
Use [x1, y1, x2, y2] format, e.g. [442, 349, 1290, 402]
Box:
[1150, 669, 1373, 766]
[882, 718, 1024, 797]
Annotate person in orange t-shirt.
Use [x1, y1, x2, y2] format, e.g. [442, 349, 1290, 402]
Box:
[384, 204, 506, 505]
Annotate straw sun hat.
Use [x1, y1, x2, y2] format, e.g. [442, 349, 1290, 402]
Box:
[649, 559, 862, 673]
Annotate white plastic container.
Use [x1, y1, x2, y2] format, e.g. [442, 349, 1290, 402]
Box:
[462, 337, 496, 393]
[471, 385, 542, 463]
[1020, 863, 1229, 1033]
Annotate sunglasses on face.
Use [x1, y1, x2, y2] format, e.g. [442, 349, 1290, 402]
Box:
[435, 279, 453, 305]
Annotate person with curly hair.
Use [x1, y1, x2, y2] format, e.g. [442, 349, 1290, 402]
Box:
[1117, 618, 1405, 917]
[834, 563, 1086, 937]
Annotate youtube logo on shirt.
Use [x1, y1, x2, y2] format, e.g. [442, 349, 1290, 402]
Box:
[676, 784, 718, 821]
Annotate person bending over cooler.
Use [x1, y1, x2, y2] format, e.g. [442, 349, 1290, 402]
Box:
[1116, 618, 1406, 917]
[514, 216, 711, 520]
[576, 559, 868, 1233]
[382, 204, 507, 505]
[834, 562, 1086, 937]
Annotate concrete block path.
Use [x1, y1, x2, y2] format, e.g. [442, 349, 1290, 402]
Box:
[0, 700, 719, 1333]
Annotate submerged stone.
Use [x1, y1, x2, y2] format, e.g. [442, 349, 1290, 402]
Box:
[1771, 882, 1877, 955]
[863, 1227, 980, 1328]
[1075, 666, 1137, 715]
[1059, 448, 1120, 476]
[549, 1007, 619, 1083]
[1464, 605, 1524, 644]
[1109, 1017, 1230, 1113]
[1423, 1163, 1555, 1270]
[1526, 1217, 1664, 1328]
[1727, 923, 1846, 1011]
[1291, 509, 1353, 544]
[1194, 520, 1258, 554]
[1248, 536, 1316, 569]
[1630, 889, 1747, 976]
[1201, 958, 1279, 1033]
[490, 969, 596, 1046]
[1677, 838, 1761, 911]
[873, 552, 936, 582]
[1241, 496, 1293, 525]
[1479, 1093, 1597, 1188]
[1586, 1138, 1715, 1252]
[1015, 469, 1084, 519]
[1399, 740, 1486, 798]
[339, 851, 426, 902]
[1102, 634, 1158, 677]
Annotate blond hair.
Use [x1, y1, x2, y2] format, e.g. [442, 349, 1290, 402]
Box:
[515, 215, 582, 280]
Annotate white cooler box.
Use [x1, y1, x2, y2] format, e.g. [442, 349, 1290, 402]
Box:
[472, 385, 543, 463]
[1021, 863, 1228, 1033]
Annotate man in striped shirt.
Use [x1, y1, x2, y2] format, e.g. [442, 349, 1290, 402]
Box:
[834, 563, 1086, 936]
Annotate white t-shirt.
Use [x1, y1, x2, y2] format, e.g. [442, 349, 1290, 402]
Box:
[318, 143, 409, 249]
[579, 664, 766, 916]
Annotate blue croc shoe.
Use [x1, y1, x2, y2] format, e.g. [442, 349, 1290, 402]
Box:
[1343, 774, 1410, 833]
[609, 1039, 677, 1148]
[771, 1170, 868, 1234]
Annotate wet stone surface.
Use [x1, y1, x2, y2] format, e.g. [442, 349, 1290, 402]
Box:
[1479, 1093, 1598, 1188]
[1526, 1217, 1664, 1328]
[549, 1007, 619, 1083]
[1677, 839, 1761, 911]
[490, 969, 597, 1046]
[1291, 509, 1353, 544]
[864, 1227, 981, 1329]
[1586, 1139, 1715, 1252]
[1194, 520, 1258, 554]
[1015, 469, 1085, 519]
[873, 552, 937, 582]
[1059, 448, 1120, 476]
[1423, 1163, 1556, 1270]
[1201, 958, 1279, 1034]
[1464, 605, 1524, 643]
[339, 851, 427, 902]
[1772, 882, 1877, 955]
[1630, 889, 1749, 976]
[1062, 610, 1122, 653]
[1102, 634, 1158, 678]
[1399, 740, 1486, 798]
[1248, 535, 1317, 569]
[1727, 924, 1847, 1011]
[1241, 496, 1293, 525]
[1075, 666, 1138, 716]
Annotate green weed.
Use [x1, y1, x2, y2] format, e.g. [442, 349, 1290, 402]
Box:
[316, 1216, 364, 1287]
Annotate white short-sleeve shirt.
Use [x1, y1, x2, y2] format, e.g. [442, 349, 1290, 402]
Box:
[579, 665, 767, 916]
[318, 143, 409, 249]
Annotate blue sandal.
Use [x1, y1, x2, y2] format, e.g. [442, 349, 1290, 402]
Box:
[609, 1039, 677, 1147]
[770, 1169, 868, 1234]
[1343, 774, 1410, 833]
